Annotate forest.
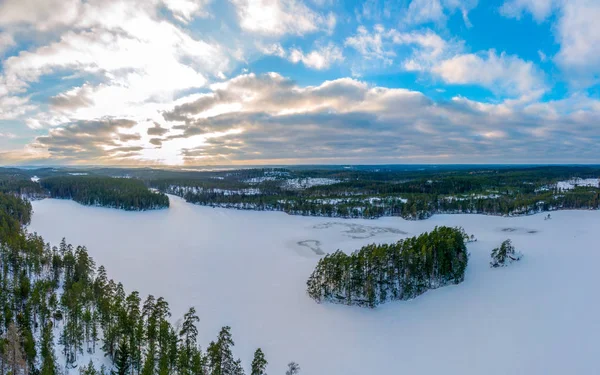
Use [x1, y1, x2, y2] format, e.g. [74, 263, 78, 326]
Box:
[0, 191, 287, 375]
[151, 166, 600, 220]
[40, 176, 169, 211]
[1, 165, 600, 218]
[306, 226, 469, 308]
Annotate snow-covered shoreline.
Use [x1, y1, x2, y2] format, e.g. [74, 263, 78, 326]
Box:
[28, 195, 600, 375]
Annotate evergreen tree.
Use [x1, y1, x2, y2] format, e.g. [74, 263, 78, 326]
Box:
[40, 323, 57, 375]
[178, 307, 200, 375]
[113, 339, 131, 375]
[207, 326, 244, 375]
[285, 362, 299, 375]
[250, 349, 267, 375]
[490, 239, 522, 268]
[81, 360, 98, 375]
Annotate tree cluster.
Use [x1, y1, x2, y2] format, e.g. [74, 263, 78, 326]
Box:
[41, 177, 169, 211]
[490, 239, 522, 268]
[306, 226, 469, 308]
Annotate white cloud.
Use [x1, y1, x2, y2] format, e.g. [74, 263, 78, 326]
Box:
[162, 0, 212, 22]
[500, 0, 600, 86]
[0, 132, 17, 139]
[345, 26, 463, 76]
[230, 0, 332, 36]
[0, 0, 81, 31]
[1, 0, 229, 128]
[404, 0, 479, 26]
[345, 25, 394, 63]
[153, 72, 600, 164]
[499, 0, 555, 22]
[256, 42, 287, 58]
[0, 32, 15, 54]
[0, 94, 35, 120]
[406, 0, 445, 24]
[288, 43, 343, 70]
[554, 0, 600, 86]
[7, 71, 600, 164]
[432, 50, 546, 98]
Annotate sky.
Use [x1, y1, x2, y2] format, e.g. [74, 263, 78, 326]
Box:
[0, 0, 599, 166]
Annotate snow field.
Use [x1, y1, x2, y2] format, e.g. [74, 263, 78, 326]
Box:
[29, 195, 600, 375]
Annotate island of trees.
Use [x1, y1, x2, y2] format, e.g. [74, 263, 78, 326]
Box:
[41, 176, 169, 211]
[0, 191, 292, 375]
[490, 239, 523, 267]
[306, 226, 469, 308]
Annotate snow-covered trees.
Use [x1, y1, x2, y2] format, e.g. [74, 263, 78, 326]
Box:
[250, 349, 267, 375]
[0, 192, 285, 375]
[285, 362, 300, 375]
[40, 176, 169, 211]
[307, 226, 469, 308]
[490, 239, 523, 268]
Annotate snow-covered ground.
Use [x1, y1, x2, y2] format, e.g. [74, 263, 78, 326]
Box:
[556, 178, 599, 190]
[28, 195, 600, 375]
[283, 178, 341, 189]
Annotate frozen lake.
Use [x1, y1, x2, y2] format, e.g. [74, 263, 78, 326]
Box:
[29, 195, 600, 375]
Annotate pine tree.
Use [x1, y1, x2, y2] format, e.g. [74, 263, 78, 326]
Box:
[40, 323, 57, 375]
[285, 362, 300, 375]
[113, 339, 131, 375]
[207, 326, 244, 375]
[81, 360, 98, 375]
[250, 349, 267, 375]
[178, 307, 200, 375]
[490, 239, 522, 267]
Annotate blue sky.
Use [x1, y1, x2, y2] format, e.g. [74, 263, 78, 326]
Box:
[0, 0, 599, 165]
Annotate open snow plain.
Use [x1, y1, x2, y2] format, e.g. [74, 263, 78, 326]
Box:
[29, 195, 600, 375]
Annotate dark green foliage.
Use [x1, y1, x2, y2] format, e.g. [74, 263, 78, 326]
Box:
[40, 176, 169, 211]
[490, 239, 522, 268]
[250, 348, 267, 375]
[0, 169, 45, 198]
[307, 226, 469, 308]
[113, 339, 130, 375]
[207, 326, 245, 375]
[142, 165, 600, 220]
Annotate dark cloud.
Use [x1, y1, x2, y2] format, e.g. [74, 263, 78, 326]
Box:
[149, 138, 163, 146]
[27, 73, 600, 165]
[118, 133, 142, 142]
[34, 118, 144, 161]
[147, 122, 169, 136]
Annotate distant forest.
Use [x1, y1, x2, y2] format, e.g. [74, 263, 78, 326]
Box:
[146, 166, 600, 220]
[40, 176, 169, 211]
[306, 226, 469, 308]
[1, 165, 600, 218]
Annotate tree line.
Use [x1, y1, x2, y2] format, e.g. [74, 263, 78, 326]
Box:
[306, 226, 469, 308]
[41, 176, 169, 211]
[0, 192, 295, 375]
[165, 185, 600, 221]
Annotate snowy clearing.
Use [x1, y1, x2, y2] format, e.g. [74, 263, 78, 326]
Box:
[283, 178, 341, 189]
[557, 178, 599, 190]
[28, 195, 600, 375]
